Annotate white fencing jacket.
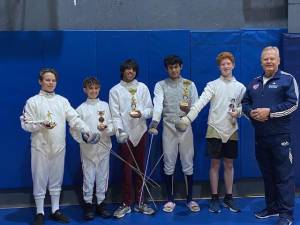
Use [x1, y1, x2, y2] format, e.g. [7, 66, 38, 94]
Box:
[20, 90, 90, 156]
[187, 76, 246, 143]
[70, 98, 114, 165]
[109, 79, 153, 147]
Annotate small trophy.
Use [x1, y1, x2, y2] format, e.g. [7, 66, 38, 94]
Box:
[180, 80, 191, 109]
[44, 111, 56, 129]
[228, 98, 236, 125]
[128, 88, 139, 117]
[97, 111, 107, 131]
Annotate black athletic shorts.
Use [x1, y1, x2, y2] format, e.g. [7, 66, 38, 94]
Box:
[206, 138, 238, 159]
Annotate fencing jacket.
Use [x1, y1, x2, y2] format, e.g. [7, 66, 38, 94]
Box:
[187, 76, 246, 143]
[20, 90, 90, 156]
[109, 79, 153, 147]
[70, 98, 114, 165]
[152, 77, 198, 125]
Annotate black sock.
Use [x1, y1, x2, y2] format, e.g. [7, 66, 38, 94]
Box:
[211, 193, 219, 200]
[185, 175, 193, 202]
[225, 193, 233, 200]
[165, 174, 174, 202]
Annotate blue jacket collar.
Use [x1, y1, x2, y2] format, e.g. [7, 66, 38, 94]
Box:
[257, 70, 281, 82]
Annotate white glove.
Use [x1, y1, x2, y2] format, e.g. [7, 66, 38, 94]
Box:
[148, 120, 159, 135]
[116, 129, 129, 144]
[175, 116, 191, 132]
[82, 132, 100, 144]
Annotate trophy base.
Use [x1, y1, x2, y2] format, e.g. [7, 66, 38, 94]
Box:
[98, 124, 107, 131]
[180, 102, 189, 108]
[129, 111, 140, 117]
[231, 118, 236, 126]
[45, 122, 56, 129]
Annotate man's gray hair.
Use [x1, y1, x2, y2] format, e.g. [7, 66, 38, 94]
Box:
[261, 46, 280, 59]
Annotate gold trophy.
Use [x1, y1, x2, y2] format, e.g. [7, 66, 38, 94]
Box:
[44, 111, 56, 129]
[97, 110, 107, 131]
[128, 88, 139, 117]
[180, 80, 191, 109]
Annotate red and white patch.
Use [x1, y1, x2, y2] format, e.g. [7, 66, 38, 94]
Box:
[253, 83, 259, 90]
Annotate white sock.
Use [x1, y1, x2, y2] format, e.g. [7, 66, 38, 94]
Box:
[50, 194, 60, 213]
[35, 198, 44, 215]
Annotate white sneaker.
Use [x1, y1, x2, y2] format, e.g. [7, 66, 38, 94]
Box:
[113, 204, 131, 219]
[134, 203, 155, 215]
[187, 201, 200, 212]
[163, 201, 176, 213]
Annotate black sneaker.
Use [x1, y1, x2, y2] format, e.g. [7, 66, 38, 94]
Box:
[275, 217, 293, 225]
[223, 198, 241, 213]
[96, 202, 112, 218]
[83, 203, 94, 220]
[209, 198, 221, 213]
[33, 213, 44, 225]
[255, 208, 279, 219]
[50, 210, 70, 223]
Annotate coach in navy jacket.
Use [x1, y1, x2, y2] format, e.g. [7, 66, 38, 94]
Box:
[242, 46, 299, 225]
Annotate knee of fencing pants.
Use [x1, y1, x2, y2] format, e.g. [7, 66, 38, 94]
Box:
[163, 151, 178, 175]
[182, 164, 193, 175]
[83, 180, 94, 202]
[34, 194, 46, 200]
[180, 153, 194, 175]
[33, 185, 47, 199]
[163, 160, 176, 175]
[49, 189, 61, 196]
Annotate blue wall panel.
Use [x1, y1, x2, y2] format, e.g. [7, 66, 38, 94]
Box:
[0, 32, 45, 188]
[146, 30, 191, 181]
[190, 31, 242, 180]
[95, 31, 150, 183]
[42, 31, 98, 186]
[239, 29, 286, 178]
[0, 29, 297, 190]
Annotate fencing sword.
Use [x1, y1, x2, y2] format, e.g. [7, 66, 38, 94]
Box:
[145, 152, 164, 182]
[109, 149, 159, 189]
[138, 134, 155, 207]
[125, 141, 157, 209]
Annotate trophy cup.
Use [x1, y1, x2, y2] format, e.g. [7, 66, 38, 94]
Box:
[128, 88, 139, 117]
[97, 110, 107, 131]
[44, 111, 56, 129]
[180, 80, 191, 110]
[228, 98, 236, 125]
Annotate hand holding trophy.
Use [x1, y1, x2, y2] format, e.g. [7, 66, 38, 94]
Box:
[97, 111, 107, 131]
[128, 88, 141, 118]
[228, 98, 237, 125]
[42, 111, 56, 129]
[180, 80, 191, 113]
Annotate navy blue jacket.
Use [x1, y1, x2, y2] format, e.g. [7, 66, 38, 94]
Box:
[242, 70, 299, 137]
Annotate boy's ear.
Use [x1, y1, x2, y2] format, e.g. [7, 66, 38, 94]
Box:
[83, 88, 87, 94]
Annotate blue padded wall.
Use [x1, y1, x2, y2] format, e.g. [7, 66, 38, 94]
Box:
[190, 30, 242, 180]
[239, 29, 286, 178]
[0, 29, 297, 189]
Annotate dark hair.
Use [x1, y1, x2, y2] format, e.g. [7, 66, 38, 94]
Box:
[120, 59, 139, 79]
[39, 68, 58, 81]
[164, 55, 183, 68]
[216, 52, 235, 65]
[83, 76, 100, 88]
